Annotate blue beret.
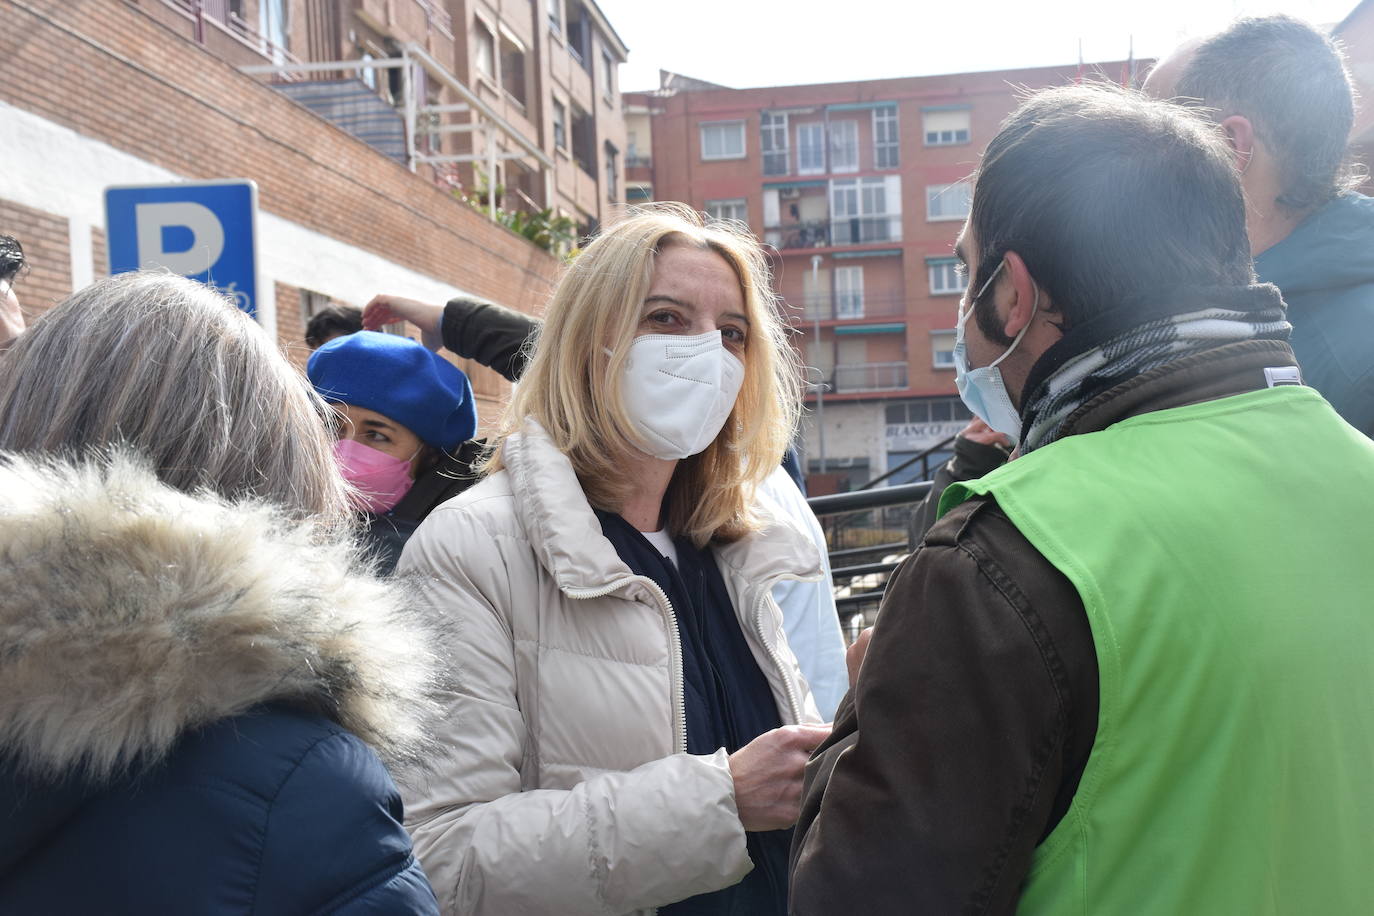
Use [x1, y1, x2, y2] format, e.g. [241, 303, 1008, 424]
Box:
[307, 331, 477, 451]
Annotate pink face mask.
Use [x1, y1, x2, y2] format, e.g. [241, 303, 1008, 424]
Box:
[333, 438, 416, 514]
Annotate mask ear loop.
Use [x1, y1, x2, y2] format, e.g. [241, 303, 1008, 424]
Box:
[986, 282, 1040, 371]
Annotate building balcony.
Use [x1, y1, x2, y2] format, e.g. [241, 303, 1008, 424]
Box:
[830, 361, 909, 393]
[625, 154, 652, 168]
[765, 215, 902, 250]
[766, 220, 829, 249]
[785, 295, 907, 322]
[831, 215, 902, 246]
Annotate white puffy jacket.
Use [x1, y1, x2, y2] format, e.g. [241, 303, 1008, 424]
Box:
[399, 419, 824, 915]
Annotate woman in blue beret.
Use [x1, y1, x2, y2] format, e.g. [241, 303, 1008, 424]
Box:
[308, 330, 478, 573]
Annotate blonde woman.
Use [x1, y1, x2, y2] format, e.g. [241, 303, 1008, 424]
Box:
[0, 272, 443, 913]
[402, 205, 831, 915]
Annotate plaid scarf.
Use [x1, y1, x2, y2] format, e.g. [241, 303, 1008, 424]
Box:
[1020, 285, 1290, 453]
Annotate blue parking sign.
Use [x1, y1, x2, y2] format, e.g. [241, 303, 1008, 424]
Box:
[105, 180, 259, 317]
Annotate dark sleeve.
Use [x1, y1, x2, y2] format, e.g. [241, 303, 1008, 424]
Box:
[254, 731, 440, 915]
[907, 436, 1011, 548]
[791, 498, 1096, 916]
[441, 296, 542, 383]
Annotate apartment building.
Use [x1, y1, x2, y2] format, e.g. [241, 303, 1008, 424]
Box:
[632, 61, 1139, 492]
[445, 0, 628, 232]
[1, 0, 630, 419]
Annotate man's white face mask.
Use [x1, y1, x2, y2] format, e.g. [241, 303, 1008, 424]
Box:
[618, 330, 745, 460]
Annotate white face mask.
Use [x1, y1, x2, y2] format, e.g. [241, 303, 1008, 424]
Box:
[618, 330, 745, 460]
[953, 259, 1039, 440]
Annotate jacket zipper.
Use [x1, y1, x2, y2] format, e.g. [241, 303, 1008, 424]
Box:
[752, 585, 803, 724]
[569, 577, 687, 754]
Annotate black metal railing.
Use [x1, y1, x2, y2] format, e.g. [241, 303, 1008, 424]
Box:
[858, 433, 956, 490]
[806, 433, 957, 639]
[807, 482, 930, 640]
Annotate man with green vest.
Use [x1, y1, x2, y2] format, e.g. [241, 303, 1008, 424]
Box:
[790, 83, 1374, 914]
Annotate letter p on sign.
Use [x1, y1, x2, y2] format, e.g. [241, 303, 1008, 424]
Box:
[106, 180, 259, 317]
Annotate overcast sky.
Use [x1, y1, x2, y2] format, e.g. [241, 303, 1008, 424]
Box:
[596, 0, 1359, 92]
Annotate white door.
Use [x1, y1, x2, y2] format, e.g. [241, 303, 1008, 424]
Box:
[829, 120, 858, 173]
[835, 265, 864, 318]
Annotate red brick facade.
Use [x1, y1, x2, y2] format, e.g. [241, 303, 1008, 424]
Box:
[1, 0, 566, 417]
[0, 199, 71, 316]
[638, 62, 1139, 408]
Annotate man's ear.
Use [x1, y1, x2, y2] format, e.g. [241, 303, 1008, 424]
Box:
[1000, 250, 1039, 338]
[1219, 115, 1256, 174]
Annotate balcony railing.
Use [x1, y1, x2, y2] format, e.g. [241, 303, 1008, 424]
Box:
[830, 361, 909, 393]
[765, 220, 831, 250]
[765, 215, 902, 250]
[414, 0, 455, 38]
[625, 154, 652, 168]
[786, 295, 907, 322]
[830, 215, 902, 246]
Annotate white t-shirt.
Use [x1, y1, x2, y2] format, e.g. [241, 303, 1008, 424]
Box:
[642, 528, 678, 567]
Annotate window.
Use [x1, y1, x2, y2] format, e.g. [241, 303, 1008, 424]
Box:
[928, 258, 967, 295]
[605, 142, 619, 202]
[700, 120, 746, 160]
[924, 108, 971, 146]
[874, 104, 899, 168]
[474, 20, 495, 80]
[926, 181, 972, 221]
[886, 397, 971, 424]
[547, 0, 562, 35]
[500, 31, 528, 107]
[797, 122, 825, 174]
[835, 265, 864, 318]
[833, 177, 901, 244]
[566, 1, 592, 69]
[259, 0, 288, 64]
[761, 111, 789, 176]
[571, 104, 595, 175]
[931, 330, 958, 369]
[829, 120, 858, 173]
[706, 198, 747, 223]
[552, 98, 567, 150]
[600, 50, 615, 103]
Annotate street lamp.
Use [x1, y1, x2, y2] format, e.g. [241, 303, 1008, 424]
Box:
[811, 254, 827, 475]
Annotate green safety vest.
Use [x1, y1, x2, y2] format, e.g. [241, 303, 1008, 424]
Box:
[940, 386, 1374, 915]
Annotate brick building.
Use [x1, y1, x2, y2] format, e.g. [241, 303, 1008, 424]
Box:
[0, 0, 629, 423]
[440, 0, 628, 233]
[628, 61, 1142, 492]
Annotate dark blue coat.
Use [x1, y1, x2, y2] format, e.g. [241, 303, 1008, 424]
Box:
[0, 454, 446, 915]
[1, 706, 437, 914]
[1256, 192, 1374, 436]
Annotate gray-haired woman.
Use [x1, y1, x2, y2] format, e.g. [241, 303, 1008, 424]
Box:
[0, 271, 444, 914]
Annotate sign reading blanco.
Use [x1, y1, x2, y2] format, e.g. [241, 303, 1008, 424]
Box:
[886, 421, 965, 452]
[105, 180, 259, 317]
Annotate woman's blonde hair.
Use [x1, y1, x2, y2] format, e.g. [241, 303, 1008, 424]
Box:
[0, 271, 351, 526]
[486, 203, 801, 546]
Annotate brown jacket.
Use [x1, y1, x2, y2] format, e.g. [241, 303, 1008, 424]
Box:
[789, 340, 1304, 916]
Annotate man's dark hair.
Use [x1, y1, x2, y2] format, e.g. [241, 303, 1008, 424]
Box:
[969, 83, 1253, 346]
[0, 236, 26, 286]
[304, 303, 363, 349]
[1173, 14, 1357, 213]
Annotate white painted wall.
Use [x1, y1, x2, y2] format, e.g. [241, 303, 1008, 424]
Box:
[0, 101, 479, 339]
[800, 399, 887, 477]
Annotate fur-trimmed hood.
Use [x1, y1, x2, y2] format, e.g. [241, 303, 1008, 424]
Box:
[0, 451, 447, 784]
